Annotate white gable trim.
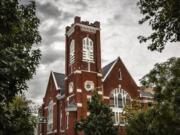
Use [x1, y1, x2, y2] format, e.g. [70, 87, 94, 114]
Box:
[66, 23, 100, 37]
[52, 71, 61, 90]
[102, 59, 118, 82]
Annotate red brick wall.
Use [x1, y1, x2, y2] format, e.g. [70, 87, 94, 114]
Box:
[103, 57, 139, 99]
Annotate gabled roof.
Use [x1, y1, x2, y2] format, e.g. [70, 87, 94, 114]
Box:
[52, 72, 65, 94]
[102, 58, 117, 81]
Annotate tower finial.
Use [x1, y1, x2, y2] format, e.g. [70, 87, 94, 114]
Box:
[74, 16, 81, 23]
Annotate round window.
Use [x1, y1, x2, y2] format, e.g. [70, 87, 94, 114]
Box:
[84, 81, 94, 91]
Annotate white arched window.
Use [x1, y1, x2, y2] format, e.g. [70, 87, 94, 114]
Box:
[110, 88, 131, 125]
[69, 40, 75, 64]
[82, 37, 94, 62]
[47, 100, 53, 132]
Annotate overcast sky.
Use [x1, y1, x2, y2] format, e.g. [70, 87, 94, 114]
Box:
[27, 0, 180, 105]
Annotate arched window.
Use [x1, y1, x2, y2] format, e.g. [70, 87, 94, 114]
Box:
[118, 94, 123, 108]
[47, 100, 53, 132]
[110, 88, 131, 125]
[69, 40, 75, 64]
[82, 37, 94, 62]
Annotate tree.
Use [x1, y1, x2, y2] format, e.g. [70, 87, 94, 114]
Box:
[0, 0, 41, 134]
[3, 96, 37, 135]
[75, 91, 118, 135]
[137, 0, 180, 52]
[122, 99, 144, 120]
[0, 0, 41, 103]
[126, 57, 180, 135]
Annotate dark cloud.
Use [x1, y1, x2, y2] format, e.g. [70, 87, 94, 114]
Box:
[74, 0, 88, 11]
[40, 24, 65, 46]
[65, 0, 88, 10]
[37, 2, 62, 19]
[41, 49, 65, 64]
[62, 12, 74, 21]
[106, 0, 139, 26]
[36, 1, 73, 21]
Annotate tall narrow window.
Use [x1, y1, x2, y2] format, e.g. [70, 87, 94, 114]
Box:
[66, 112, 69, 129]
[110, 88, 131, 125]
[119, 68, 122, 80]
[82, 37, 94, 62]
[60, 110, 63, 131]
[69, 40, 75, 64]
[47, 100, 53, 132]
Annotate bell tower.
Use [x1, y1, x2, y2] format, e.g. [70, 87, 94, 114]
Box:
[65, 16, 101, 75]
[64, 16, 103, 135]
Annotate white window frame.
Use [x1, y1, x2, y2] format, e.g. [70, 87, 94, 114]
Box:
[82, 37, 94, 63]
[47, 100, 53, 132]
[110, 88, 131, 126]
[69, 40, 75, 64]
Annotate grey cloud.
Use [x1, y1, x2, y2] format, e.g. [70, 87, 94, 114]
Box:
[41, 49, 65, 64]
[37, 2, 62, 19]
[46, 24, 60, 36]
[36, 1, 73, 22]
[65, 0, 88, 11]
[107, 0, 139, 26]
[62, 12, 74, 21]
[41, 24, 65, 46]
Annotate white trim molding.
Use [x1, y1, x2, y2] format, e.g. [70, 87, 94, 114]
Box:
[103, 96, 110, 99]
[56, 94, 65, 100]
[97, 73, 102, 77]
[74, 70, 82, 74]
[52, 71, 61, 90]
[102, 59, 118, 82]
[66, 23, 100, 37]
[66, 94, 75, 101]
[77, 89, 82, 93]
[77, 103, 82, 107]
[98, 91, 103, 95]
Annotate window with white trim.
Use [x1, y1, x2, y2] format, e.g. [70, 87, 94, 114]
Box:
[82, 37, 94, 62]
[47, 100, 53, 132]
[69, 40, 75, 64]
[110, 88, 131, 125]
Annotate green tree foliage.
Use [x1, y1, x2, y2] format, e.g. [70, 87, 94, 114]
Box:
[122, 99, 145, 120]
[126, 57, 180, 135]
[1, 96, 36, 135]
[0, 0, 41, 103]
[0, 0, 41, 134]
[137, 0, 180, 52]
[75, 91, 118, 135]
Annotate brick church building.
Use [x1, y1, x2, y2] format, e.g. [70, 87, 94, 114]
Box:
[38, 16, 152, 135]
